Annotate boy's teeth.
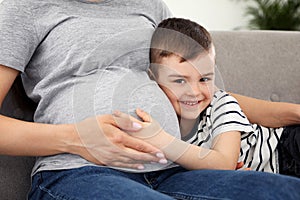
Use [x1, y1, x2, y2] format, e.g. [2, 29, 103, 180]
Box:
[182, 101, 198, 105]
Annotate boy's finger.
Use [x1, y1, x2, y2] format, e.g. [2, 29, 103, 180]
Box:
[235, 161, 244, 169]
[136, 108, 152, 122]
[112, 110, 142, 131]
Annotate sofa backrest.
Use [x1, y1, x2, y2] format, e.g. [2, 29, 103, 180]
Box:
[211, 30, 300, 104]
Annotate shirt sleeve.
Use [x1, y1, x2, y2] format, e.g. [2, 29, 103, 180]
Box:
[210, 90, 253, 137]
[151, 0, 173, 27]
[0, 0, 40, 72]
[159, 0, 173, 19]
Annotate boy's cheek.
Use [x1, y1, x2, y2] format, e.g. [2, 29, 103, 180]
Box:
[209, 83, 216, 96]
[159, 84, 172, 95]
[160, 85, 180, 98]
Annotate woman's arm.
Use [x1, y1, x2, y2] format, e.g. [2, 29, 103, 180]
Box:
[114, 109, 241, 170]
[0, 65, 165, 169]
[230, 92, 300, 128]
[0, 66, 73, 155]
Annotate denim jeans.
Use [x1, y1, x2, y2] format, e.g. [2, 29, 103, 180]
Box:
[29, 166, 300, 200]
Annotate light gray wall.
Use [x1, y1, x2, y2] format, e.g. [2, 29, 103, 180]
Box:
[163, 0, 251, 31]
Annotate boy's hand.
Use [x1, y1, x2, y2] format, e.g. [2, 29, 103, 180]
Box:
[235, 161, 251, 171]
[236, 161, 244, 170]
[113, 109, 164, 140]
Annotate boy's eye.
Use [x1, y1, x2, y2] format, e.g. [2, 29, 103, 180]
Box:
[174, 79, 186, 84]
[200, 77, 211, 82]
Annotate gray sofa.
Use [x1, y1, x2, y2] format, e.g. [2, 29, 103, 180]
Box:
[1, 30, 300, 199]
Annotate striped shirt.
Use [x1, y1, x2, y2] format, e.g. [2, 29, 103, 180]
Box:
[184, 90, 283, 173]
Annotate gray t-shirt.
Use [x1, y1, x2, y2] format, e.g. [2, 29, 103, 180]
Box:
[0, 0, 180, 174]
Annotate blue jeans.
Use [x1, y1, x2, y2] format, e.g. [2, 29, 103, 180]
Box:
[29, 166, 300, 200]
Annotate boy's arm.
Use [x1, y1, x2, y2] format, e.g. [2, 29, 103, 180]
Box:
[115, 109, 241, 170]
[152, 130, 241, 170]
[229, 92, 300, 128]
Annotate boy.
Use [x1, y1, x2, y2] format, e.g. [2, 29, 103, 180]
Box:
[116, 17, 300, 177]
[115, 18, 250, 171]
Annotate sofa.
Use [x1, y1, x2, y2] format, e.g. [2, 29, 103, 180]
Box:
[0, 30, 299, 199]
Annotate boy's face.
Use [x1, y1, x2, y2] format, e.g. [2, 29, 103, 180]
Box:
[155, 47, 216, 122]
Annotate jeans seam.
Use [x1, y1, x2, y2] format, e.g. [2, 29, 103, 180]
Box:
[160, 191, 230, 200]
[143, 174, 154, 189]
[38, 185, 76, 200]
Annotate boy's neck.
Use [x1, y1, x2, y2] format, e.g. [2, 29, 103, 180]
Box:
[179, 117, 198, 138]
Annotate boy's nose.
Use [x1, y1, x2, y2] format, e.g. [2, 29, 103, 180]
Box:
[186, 82, 202, 96]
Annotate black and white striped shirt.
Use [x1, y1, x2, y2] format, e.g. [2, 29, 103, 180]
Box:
[184, 90, 283, 173]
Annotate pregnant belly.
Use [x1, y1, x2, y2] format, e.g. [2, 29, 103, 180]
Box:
[72, 68, 180, 138]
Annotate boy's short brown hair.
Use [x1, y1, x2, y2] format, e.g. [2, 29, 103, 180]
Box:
[150, 17, 212, 66]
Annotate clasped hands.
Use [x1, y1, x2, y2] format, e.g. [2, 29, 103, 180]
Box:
[73, 108, 167, 170]
[73, 108, 248, 170]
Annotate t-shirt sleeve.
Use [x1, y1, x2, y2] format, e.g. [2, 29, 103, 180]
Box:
[0, 0, 40, 72]
[210, 91, 253, 137]
[151, 0, 173, 26]
[159, 0, 173, 19]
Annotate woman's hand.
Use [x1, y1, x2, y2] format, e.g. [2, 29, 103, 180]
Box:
[70, 114, 166, 170]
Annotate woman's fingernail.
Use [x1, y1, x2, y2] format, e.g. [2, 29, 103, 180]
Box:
[132, 122, 142, 129]
[137, 165, 145, 170]
[156, 152, 165, 158]
[159, 159, 168, 164]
